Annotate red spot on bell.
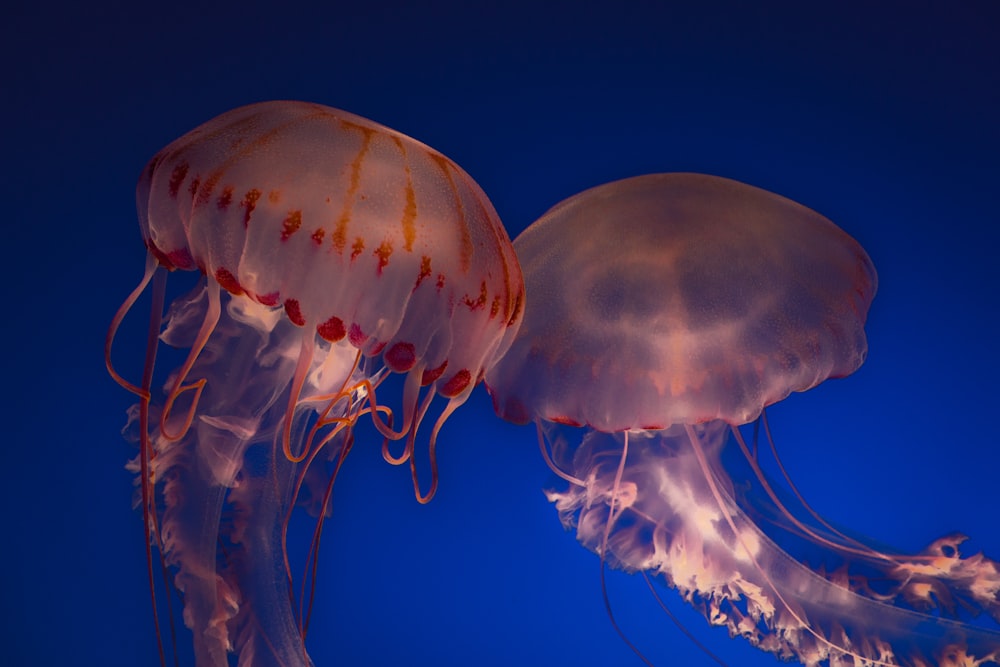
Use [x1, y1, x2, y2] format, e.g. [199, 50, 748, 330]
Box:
[160, 247, 195, 270]
[280, 210, 302, 241]
[415, 255, 432, 290]
[215, 267, 244, 295]
[507, 293, 524, 327]
[317, 315, 346, 342]
[350, 237, 365, 260]
[168, 162, 189, 198]
[241, 188, 261, 227]
[495, 396, 531, 425]
[374, 240, 393, 273]
[256, 291, 280, 307]
[284, 298, 306, 326]
[384, 342, 417, 372]
[439, 369, 472, 398]
[463, 281, 488, 311]
[196, 173, 220, 206]
[421, 360, 448, 386]
[217, 186, 234, 211]
[348, 323, 366, 347]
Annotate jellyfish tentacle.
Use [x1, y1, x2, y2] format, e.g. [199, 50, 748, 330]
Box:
[549, 425, 1000, 666]
[381, 428, 410, 466]
[277, 358, 384, 638]
[757, 413, 972, 576]
[759, 411, 884, 558]
[412, 389, 468, 504]
[147, 286, 364, 666]
[108, 258, 179, 667]
[730, 425, 899, 565]
[143, 270, 182, 667]
[279, 417, 353, 611]
[405, 382, 441, 502]
[300, 429, 353, 639]
[367, 369, 421, 444]
[160, 280, 221, 442]
[537, 420, 586, 487]
[640, 571, 729, 667]
[282, 335, 317, 463]
[597, 431, 657, 667]
[372, 376, 451, 503]
[380, 368, 428, 465]
[684, 424, 898, 667]
[136, 264, 175, 667]
[734, 419, 1000, 622]
[398, 364, 428, 450]
[105, 252, 159, 397]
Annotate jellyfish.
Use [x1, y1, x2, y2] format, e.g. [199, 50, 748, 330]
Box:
[105, 101, 524, 667]
[485, 174, 1000, 666]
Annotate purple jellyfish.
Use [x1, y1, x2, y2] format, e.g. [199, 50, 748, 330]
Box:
[106, 101, 524, 667]
[486, 173, 1000, 666]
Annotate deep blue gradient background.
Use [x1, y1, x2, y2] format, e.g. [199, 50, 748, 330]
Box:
[4, 2, 1000, 666]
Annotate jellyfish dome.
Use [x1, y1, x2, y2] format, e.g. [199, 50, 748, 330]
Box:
[486, 174, 1000, 666]
[107, 101, 523, 667]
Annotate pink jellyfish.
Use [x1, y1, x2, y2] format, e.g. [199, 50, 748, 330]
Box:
[486, 174, 1000, 666]
[106, 101, 524, 667]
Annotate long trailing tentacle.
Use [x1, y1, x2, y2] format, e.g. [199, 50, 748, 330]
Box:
[105, 254, 179, 667]
[730, 423, 911, 565]
[537, 420, 586, 487]
[282, 335, 318, 463]
[640, 572, 728, 666]
[684, 424, 897, 667]
[599, 431, 656, 667]
[300, 427, 353, 640]
[759, 410, 897, 558]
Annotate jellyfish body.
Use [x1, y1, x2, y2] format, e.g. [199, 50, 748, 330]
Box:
[486, 174, 1000, 666]
[107, 101, 523, 666]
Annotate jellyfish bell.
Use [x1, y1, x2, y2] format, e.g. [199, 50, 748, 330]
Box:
[488, 173, 875, 431]
[106, 101, 524, 666]
[486, 173, 1000, 666]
